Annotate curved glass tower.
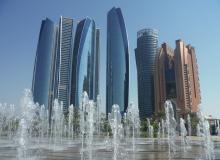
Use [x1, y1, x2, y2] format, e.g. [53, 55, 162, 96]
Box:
[106, 7, 129, 114]
[71, 18, 96, 107]
[135, 28, 158, 119]
[32, 18, 57, 110]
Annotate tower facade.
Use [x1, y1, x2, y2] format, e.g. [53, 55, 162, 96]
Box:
[32, 18, 57, 111]
[174, 40, 201, 115]
[56, 17, 73, 113]
[94, 28, 100, 100]
[70, 18, 98, 107]
[154, 40, 201, 117]
[135, 28, 158, 119]
[106, 7, 129, 114]
[154, 43, 177, 113]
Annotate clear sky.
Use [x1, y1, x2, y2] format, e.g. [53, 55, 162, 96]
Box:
[0, 0, 220, 117]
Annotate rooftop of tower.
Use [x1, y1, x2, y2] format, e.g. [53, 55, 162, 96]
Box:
[137, 28, 159, 38]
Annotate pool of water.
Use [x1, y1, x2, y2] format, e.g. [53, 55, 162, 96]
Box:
[0, 136, 220, 160]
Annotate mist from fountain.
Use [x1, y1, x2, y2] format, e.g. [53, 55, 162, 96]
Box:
[180, 118, 188, 152]
[0, 89, 220, 160]
[127, 102, 140, 152]
[96, 95, 101, 135]
[165, 100, 177, 160]
[197, 111, 215, 160]
[68, 104, 74, 139]
[157, 122, 161, 145]
[17, 89, 38, 159]
[79, 92, 89, 160]
[86, 100, 95, 160]
[161, 119, 165, 140]
[109, 104, 123, 160]
[50, 99, 64, 145]
[187, 114, 192, 137]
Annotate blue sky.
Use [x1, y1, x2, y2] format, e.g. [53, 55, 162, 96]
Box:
[0, 0, 220, 117]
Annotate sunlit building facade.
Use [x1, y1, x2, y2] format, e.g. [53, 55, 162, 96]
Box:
[56, 17, 73, 114]
[155, 40, 201, 118]
[135, 28, 158, 119]
[154, 43, 177, 113]
[106, 7, 129, 114]
[70, 18, 99, 107]
[32, 18, 57, 112]
[174, 40, 201, 116]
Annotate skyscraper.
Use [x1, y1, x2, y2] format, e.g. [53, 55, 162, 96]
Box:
[56, 17, 73, 113]
[174, 40, 201, 115]
[70, 17, 97, 107]
[106, 7, 129, 114]
[154, 40, 201, 118]
[94, 28, 100, 100]
[32, 18, 57, 112]
[135, 28, 158, 119]
[154, 43, 177, 113]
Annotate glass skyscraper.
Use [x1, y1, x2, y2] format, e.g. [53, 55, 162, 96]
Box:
[135, 28, 158, 119]
[32, 18, 57, 112]
[106, 7, 129, 114]
[56, 17, 73, 113]
[94, 28, 100, 100]
[70, 18, 99, 107]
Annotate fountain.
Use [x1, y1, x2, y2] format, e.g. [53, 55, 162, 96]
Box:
[68, 104, 74, 139]
[108, 104, 123, 160]
[197, 111, 215, 160]
[96, 95, 101, 135]
[165, 100, 177, 160]
[127, 102, 140, 152]
[0, 90, 220, 160]
[180, 118, 188, 152]
[157, 122, 161, 145]
[161, 119, 165, 139]
[85, 100, 95, 160]
[50, 99, 64, 144]
[187, 114, 191, 137]
[17, 89, 37, 159]
[79, 92, 89, 160]
[147, 118, 154, 138]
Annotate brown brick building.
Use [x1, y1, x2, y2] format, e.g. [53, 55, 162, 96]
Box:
[154, 40, 201, 118]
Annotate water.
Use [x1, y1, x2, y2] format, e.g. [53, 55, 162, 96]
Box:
[86, 100, 95, 160]
[180, 118, 188, 152]
[147, 118, 154, 139]
[68, 104, 74, 139]
[165, 100, 177, 160]
[157, 122, 161, 145]
[187, 114, 192, 136]
[79, 92, 88, 160]
[127, 102, 140, 152]
[0, 91, 219, 160]
[197, 111, 215, 160]
[17, 89, 38, 159]
[161, 119, 165, 139]
[108, 104, 124, 160]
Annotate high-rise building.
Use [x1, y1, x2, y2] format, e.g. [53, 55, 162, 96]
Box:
[154, 43, 177, 113]
[174, 40, 201, 116]
[135, 28, 158, 119]
[32, 18, 57, 112]
[154, 40, 201, 118]
[94, 28, 100, 100]
[106, 7, 129, 114]
[70, 17, 97, 107]
[56, 17, 73, 113]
